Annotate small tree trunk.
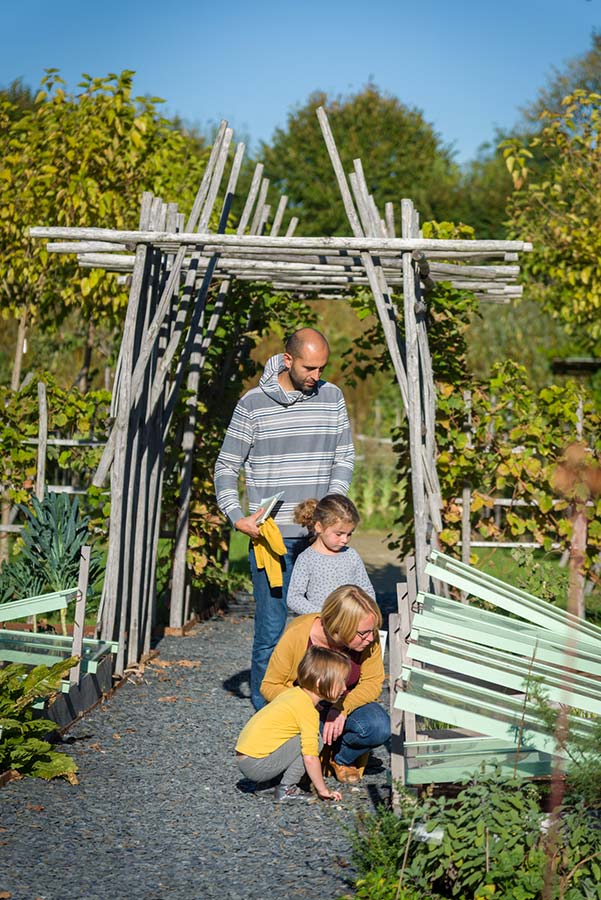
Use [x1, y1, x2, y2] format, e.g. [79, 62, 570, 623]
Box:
[75, 320, 95, 393]
[568, 504, 587, 619]
[0, 502, 10, 565]
[11, 307, 29, 392]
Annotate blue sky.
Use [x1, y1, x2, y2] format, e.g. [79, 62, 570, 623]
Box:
[2, 0, 599, 164]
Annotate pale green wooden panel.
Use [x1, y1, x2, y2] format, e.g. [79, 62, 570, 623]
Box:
[0, 628, 118, 654]
[396, 668, 595, 754]
[0, 588, 78, 623]
[414, 597, 601, 676]
[405, 755, 553, 785]
[426, 550, 601, 647]
[409, 633, 601, 715]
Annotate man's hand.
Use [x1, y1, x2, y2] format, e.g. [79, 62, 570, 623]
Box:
[234, 508, 265, 541]
[322, 708, 346, 745]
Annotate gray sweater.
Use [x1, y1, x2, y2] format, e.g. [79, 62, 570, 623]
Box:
[287, 546, 376, 614]
[214, 354, 355, 538]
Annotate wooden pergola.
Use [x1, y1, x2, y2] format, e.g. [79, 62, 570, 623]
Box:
[30, 109, 532, 675]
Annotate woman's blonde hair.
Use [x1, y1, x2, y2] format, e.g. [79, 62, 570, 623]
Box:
[296, 645, 351, 701]
[294, 494, 360, 534]
[320, 585, 382, 647]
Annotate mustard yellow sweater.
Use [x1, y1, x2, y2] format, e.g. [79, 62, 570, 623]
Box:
[236, 686, 319, 758]
[260, 613, 384, 715]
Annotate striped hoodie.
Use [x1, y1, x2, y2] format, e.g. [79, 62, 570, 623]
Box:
[214, 354, 355, 538]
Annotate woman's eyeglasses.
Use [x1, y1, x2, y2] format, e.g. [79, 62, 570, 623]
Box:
[356, 628, 376, 638]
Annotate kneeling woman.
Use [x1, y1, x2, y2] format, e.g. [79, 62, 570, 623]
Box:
[261, 585, 390, 783]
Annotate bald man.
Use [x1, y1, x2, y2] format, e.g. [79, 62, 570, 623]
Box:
[214, 328, 355, 709]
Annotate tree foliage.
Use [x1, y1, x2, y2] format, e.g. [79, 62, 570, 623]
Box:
[436, 362, 601, 568]
[454, 139, 515, 239]
[0, 69, 209, 378]
[522, 30, 601, 123]
[502, 91, 601, 355]
[260, 84, 460, 236]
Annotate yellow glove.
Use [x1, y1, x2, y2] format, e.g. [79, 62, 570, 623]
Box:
[252, 517, 287, 588]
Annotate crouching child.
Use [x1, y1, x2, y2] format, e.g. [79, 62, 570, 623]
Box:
[235, 646, 350, 802]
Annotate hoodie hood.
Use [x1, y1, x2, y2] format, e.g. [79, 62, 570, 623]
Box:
[259, 354, 319, 407]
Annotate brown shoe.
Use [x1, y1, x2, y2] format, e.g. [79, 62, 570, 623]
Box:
[330, 759, 362, 784]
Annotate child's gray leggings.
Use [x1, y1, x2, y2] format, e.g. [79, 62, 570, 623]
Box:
[237, 735, 321, 786]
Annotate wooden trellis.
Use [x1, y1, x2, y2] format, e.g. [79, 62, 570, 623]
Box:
[30, 109, 532, 674]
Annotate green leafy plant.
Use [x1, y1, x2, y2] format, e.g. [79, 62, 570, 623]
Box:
[0, 658, 79, 781]
[0, 492, 103, 627]
[344, 776, 601, 900]
[510, 546, 570, 605]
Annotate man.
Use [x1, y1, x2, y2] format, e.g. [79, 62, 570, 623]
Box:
[214, 328, 355, 709]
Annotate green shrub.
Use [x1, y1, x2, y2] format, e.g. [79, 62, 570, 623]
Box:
[0, 658, 79, 781]
[343, 775, 601, 900]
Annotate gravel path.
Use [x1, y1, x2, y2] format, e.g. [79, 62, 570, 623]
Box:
[1, 592, 392, 900]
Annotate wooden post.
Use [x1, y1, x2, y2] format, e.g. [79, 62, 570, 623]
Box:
[390, 557, 419, 808]
[169, 138, 245, 630]
[402, 200, 428, 591]
[388, 611, 404, 806]
[461, 390, 473, 601]
[70, 545, 91, 685]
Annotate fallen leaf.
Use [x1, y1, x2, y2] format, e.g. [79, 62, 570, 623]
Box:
[66, 772, 80, 785]
[26, 803, 44, 812]
[0, 890, 12, 898]
[158, 696, 178, 702]
[113, 733, 121, 741]
[89, 743, 104, 752]
[177, 660, 201, 668]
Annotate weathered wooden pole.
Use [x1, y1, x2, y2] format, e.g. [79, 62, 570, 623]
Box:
[401, 199, 429, 590]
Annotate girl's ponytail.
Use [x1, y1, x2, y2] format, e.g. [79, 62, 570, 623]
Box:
[294, 498, 319, 527]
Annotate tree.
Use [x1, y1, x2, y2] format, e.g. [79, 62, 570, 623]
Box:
[502, 90, 601, 356]
[454, 137, 515, 239]
[522, 31, 601, 123]
[260, 84, 460, 236]
[0, 69, 209, 390]
[0, 78, 36, 121]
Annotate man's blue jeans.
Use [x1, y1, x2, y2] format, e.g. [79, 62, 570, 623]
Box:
[323, 701, 390, 766]
[249, 536, 307, 710]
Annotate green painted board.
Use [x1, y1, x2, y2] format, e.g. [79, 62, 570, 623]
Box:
[413, 596, 601, 677]
[408, 633, 601, 715]
[0, 648, 100, 673]
[425, 550, 601, 647]
[0, 628, 118, 654]
[0, 588, 78, 623]
[396, 668, 594, 755]
[405, 756, 553, 785]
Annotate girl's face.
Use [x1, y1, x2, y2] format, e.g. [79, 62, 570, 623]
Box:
[346, 613, 377, 652]
[325, 676, 348, 702]
[315, 518, 355, 554]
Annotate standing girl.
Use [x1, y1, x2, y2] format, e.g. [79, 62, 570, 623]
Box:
[286, 494, 376, 615]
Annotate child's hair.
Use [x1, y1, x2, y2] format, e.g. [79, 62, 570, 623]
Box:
[320, 585, 382, 647]
[296, 645, 351, 702]
[294, 493, 360, 533]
